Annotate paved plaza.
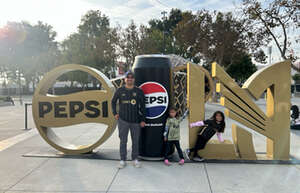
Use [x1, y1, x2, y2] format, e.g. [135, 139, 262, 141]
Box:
[0, 96, 300, 193]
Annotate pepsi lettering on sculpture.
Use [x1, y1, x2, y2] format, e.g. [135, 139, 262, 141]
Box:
[32, 64, 117, 155]
[38, 100, 108, 118]
[140, 82, 169, 119]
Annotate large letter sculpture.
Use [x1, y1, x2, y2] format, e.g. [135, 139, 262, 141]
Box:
[33, 60, 291, 160]
[188, 61, 291, 160]
[32, 64, 117, 155]
[188, 63, 237, 159]
[213, 61, 291, 160]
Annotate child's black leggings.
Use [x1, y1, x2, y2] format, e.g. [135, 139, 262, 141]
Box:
[165, 140, 184, 160]
[190, 135, 209, 154]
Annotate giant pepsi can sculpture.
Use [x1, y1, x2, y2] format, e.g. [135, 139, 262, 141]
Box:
[133, 55, 172, 158]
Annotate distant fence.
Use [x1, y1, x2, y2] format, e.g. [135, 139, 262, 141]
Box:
[0, 88, 34, 95]
[48, 87, 102, 95]
[291, 85, 300, 94]
[1, 85, 299, 96]
[0, 86, 101, 96]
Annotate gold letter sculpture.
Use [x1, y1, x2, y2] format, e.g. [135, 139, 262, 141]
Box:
[188, 63, 237, 159]
[33, 60, 291, 160]
[32, 64, 117, 155]
[212, 60, 291, 160]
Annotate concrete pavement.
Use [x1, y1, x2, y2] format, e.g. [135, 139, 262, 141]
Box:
[0, 96, 34, 141]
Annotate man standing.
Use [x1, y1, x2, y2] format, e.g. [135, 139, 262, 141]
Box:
[111, 71, 146, 168]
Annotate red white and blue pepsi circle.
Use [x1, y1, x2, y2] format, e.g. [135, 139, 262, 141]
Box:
[140, 82, 169, 119]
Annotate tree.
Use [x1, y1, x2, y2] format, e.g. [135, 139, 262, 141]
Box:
[148, 9, 184, 54]
[61, 10, 119, 81]
[149, 8, 183, 35]
[172, 10, 267, 67]
[292, 73, 300, 82]
[117, 20, 174, 69]
[172, 11, 203, 61]
[78, 10, 110, 37]
[139, 26, 173, 55]
[242, 0, 300, 71]
[23, 21, 60, 91]
[226, 53, 257, 85]
[119, 20, 140, 70]
[0, 21, 59, 93]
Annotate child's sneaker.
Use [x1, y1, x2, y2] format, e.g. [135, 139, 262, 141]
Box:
[179, 159, 184, 165]
[185, 149, 191, 160]
[133, 159, 141, 168]
[118, 160, 126, 169]
[193, 156, 204, 162]
[164, 159, 171, 166]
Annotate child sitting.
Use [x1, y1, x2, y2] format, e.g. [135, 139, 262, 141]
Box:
[186, 111, 225, 161]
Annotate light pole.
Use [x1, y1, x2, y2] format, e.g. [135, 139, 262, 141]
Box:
[161, 11, 167, 54]
[268, 46, 272, 65]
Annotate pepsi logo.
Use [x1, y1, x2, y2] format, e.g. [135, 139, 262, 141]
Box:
[140, 82, 169, 119]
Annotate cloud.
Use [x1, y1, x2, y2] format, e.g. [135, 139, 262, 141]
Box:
[1, 0, 297, 62]
[88, 0, 164, 27]
[0, 0, 241, 41]
[0, 0, 96, 41]
[97, 0, 242, 27]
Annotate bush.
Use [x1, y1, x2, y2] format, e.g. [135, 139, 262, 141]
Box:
[292, 74, 300, 82]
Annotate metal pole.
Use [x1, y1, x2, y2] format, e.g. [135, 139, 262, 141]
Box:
[24, 103, 32, 130]
[25, 103, 28, 129]
[18, 69, 23, 105]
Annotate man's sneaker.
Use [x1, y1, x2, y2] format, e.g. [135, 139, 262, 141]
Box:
[193, 156, 204, 162]
[164, 159, 171, 166]
[179, 159, 185, 165]
[133, 159, 141, 168]
[185, 149, 191, 160]
[118, 160, 126, 169]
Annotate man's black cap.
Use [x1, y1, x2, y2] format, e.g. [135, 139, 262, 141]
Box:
[125, 71, 134, 78]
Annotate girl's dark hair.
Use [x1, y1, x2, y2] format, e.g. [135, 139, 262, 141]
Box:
[169, 106, 177, 111]
[211, 111, 225, 133]
[168, 106, 178, 117]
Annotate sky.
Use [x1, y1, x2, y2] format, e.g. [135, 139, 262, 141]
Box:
[0, 0, 298, 64]
[0, 0, 241, 41]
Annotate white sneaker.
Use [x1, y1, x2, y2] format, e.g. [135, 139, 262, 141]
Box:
[193, 156, 204, 162]
[118, 160, 126, 169]
[133, 159, 141, 168]
[185, 149, 191, 160]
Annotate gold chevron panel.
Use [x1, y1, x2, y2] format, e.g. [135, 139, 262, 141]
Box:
[212, 62, 268, 121]
[220, 97, 266, 135]
[187, 63, 205, 149]
[216, 83, 266, 126]
[198, 140, 239, 159]
[232, 124, 257, 160]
